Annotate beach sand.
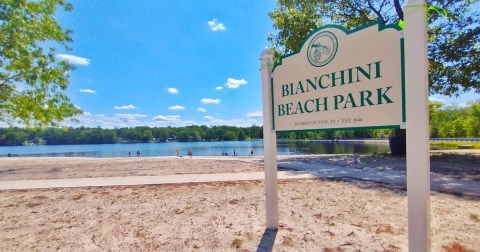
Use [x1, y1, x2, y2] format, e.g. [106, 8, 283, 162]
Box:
[0, 156, 263, 181]
[0, 155, 479, 251]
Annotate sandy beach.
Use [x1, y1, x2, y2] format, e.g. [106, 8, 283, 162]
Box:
[0, 154, 479, 251]
[0, 156, 264, 181]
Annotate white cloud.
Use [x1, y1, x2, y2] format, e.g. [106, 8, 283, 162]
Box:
[224, 78, 248, 89]
[107, 113, 149, 125]
[215, 86, 223, 90]
[56, 54, 90, 66]
[169, 105, 186, 111]
[203, 116, 216, 121]
[79, 89, 96, 94]
[83, 111, 93, 117]
[246, 111, 263, 118]
[152, 115, 181, 122]
[62, 112, 263, 129]
[458, 102, 470, 108]
[202, 115, 261, 127]
[114, 104, 138, 110]
[207, 18, 226, 32]
[114, 114, 147, 120]
[200, 98, 221, 104]
[203, 116, 229, 125]
[197, 108, 207, 112]
[183, 120, 196, 126]
[167, 87, 179, 94]
[429, 97, 445, 103]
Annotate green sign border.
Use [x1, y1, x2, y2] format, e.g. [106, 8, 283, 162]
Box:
[271, 21, 405, 133]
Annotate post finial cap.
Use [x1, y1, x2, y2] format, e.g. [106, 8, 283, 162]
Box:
[260, 48, 273, 58]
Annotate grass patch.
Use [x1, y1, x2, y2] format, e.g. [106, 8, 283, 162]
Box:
[230, 238, 242, 249]
[442, 242, 476, 252]
[244, 231, 254, 240]
[469, 213, 479, 223]
[325, 219, 335, 226]
[430, 142, 480, 150]
[229, 199, 239, 205]
[174, 208, 184, 214]
[323, 248, 344, 252]
[26, 202, 42, 208]
[32, 195, 48, 200]
[281, 236, 295, 247]
[375, 224, 394, 234]
[72, 194, 86, 201]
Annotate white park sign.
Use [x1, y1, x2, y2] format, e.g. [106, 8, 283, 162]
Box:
[261, 1, 432, 250]
[271, 22, 405, 131]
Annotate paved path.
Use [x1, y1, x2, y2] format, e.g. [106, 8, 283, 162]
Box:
[0, 171, 316, 190]
[1, 162, 478, 197]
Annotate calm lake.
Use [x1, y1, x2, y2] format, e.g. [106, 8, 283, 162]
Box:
[0, 140, 390, 158]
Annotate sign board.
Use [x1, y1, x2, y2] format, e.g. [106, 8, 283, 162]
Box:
[271, 22, 405, 132]
[262, 8, 431, 249]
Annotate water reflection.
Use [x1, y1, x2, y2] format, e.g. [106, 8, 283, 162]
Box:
[277, 140, 390, 155]
[0, 140, 391, 157]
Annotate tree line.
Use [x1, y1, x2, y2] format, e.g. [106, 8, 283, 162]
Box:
[430, 101, 480, 138]
[1, 101, 478, 146]
[0, 125, 263, 146]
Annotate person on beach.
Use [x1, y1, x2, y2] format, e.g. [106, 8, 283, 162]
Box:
[176, 148, 180, 157]
[188, 148, 192, 158]
[128, 151, 131, 157]
[233, 149, 237, 156]
[136, 150, 140, 157]
[250, 149, 253, 156]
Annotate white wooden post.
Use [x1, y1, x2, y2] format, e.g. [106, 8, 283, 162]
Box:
[404, 0, 431, 251]
[260, 48, 279, 230]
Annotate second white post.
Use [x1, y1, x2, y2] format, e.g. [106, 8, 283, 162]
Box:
[260, 48, 279, 230]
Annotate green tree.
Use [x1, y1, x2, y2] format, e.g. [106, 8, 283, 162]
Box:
[0, 128, 27, 145]
[152, 127, 169, 142]
[464, 102, 480, 137]
[429, 101, 443, 137]
[0, 0, 81, 127]
[141, 129, 153, 143]
[268, 0, 479, 96]
[428, 101, 480, 138]
[237, 130, 247, 141]
[42, 127, 64, 144]
[223, 131, 237, 141]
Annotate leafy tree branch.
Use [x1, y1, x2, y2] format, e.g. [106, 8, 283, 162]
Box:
[0, 0, 81, 127]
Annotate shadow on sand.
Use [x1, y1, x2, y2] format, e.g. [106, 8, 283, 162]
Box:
[275, 155, 480, 200]
[256, 228, 278, 252]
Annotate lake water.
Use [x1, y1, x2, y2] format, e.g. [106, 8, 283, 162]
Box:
[0, 140, 390, 158]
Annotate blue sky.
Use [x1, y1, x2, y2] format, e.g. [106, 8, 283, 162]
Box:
[51, 1, 478, 129]
[55, 1, 276, 128]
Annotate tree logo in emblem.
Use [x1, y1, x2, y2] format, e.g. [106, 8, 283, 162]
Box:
[307, 31, 338, 67]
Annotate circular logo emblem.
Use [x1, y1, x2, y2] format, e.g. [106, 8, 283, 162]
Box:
[307, 31, 338, 67]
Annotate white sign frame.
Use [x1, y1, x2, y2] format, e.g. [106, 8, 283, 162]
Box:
[261, 2, 431, 250]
